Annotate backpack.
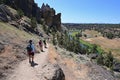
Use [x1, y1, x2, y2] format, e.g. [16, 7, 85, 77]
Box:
[43, 40, 46, 44]
[26, 44, 32, 52]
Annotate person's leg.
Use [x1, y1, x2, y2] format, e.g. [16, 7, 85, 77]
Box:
[29, 55, 31, 63]
[45, 43, 47, 48]
[41, 46, 43, 52]
[28, 52, 31, 63]
[39, 46, 41, 53]
[31, 52, 34, 62]
[44, 43, 45, 48]
[32, 56, 34, 62]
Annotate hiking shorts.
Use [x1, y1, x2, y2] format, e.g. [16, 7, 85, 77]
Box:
[28, 51, 34, 56]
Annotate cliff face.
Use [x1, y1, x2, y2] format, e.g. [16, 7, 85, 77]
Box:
[40, 3, 61, 31]
[5, 0, 61, 31]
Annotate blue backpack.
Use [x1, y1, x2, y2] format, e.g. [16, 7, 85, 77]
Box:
[26, 44, 32, 52]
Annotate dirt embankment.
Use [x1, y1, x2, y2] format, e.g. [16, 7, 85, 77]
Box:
[48, 44, 118, 80]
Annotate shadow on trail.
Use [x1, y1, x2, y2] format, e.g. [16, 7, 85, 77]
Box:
[29, 61, 38, 67]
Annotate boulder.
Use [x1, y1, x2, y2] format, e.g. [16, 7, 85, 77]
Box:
[113, 63, 120, 72]
[88, 53, 98, 59]
[41, 64, 65, 80]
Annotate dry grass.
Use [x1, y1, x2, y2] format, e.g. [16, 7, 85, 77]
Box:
[48, 45, 91, 80]
[82, 29, 120, 60]
[0, 22, 39, 41]
[82, 30, 102, 38]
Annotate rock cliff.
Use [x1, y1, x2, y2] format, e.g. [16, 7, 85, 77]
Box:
[3, 0, 61, 31]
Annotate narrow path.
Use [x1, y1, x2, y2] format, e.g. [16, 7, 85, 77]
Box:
[7, 47, 49, 80]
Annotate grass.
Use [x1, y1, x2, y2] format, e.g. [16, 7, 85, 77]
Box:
[70, 31, 104, 54]
[69, 30, 81, 36]
[80, 39, 93, 48]
[0, 22, 39, 41]
[70, 31, 79, 36]
[80, 39, 103, 54]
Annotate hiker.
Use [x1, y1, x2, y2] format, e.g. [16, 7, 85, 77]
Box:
[39, 40, 43, 52]
[43, 39, 47, 48]
[26, 40, 35, 63]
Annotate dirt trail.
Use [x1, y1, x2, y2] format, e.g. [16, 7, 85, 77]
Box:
[7, 47, 48, 80]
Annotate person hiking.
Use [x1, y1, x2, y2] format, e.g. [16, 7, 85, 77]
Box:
[26, 40, 35, 63]
[39, 39, 43, 52]
[43, 39, 47, 48]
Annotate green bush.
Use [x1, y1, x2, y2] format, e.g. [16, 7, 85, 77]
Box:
[17, 9, 24, 18]
[31, 17, 37, 29]
[97, 54, 104, 65]
[0, 0, 7, 4]
[52, 34, 57, 45]
[106, 32, 114, 39]
[104, 51, 114, 68]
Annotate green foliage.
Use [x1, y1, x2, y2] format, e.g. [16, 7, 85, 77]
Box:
[31, 17, 37, 29]
[118, 32, 120, 38]
[104, 51, 114, 68]
[40, 18, 45, 25]
[91, 44, 98, 53]
[96, 51, 114, 69]
[106, 32, 114, 39]
[97, 53, 104, 65]
[55, 31, 82, 54]
[43, 24, 47, 33]
[52, 34, 57, 45]
[17, 9, 24, 18]
[0, 0, 7, 4]
[75, 32, 82, 37]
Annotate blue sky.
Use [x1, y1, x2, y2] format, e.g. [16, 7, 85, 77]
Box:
[35, 0, 120, 23]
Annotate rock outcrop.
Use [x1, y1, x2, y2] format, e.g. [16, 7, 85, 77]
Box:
[113, 62, 120, 72]
[0, 4, 18, 22]
[4, 0, 61, 31]
[41, 63, 65, 80]
[40, 3, 61, 31]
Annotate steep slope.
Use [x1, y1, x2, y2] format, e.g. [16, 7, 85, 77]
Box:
[0, 22, 40, 80]
[0, 21, 65, 80]
[48, 45, 120, 80]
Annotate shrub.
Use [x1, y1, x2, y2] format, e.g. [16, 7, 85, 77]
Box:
[97, 54, 104, 65]
[106, 32, 114, 39]
[104, 51, 114, 68]
[0, 0, 7, 4]
[31, 17, 37, 29]
[17, 9, 24, 18]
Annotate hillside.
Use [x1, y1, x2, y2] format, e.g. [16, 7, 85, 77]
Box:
[0, 22, 39, 79]
[48, 45, 120, 80]
[0, 1, 120, 80]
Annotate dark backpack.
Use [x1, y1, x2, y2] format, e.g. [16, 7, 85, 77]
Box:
[26, 44, 32, 52]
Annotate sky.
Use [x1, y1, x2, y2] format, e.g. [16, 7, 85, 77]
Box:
[34, 0, 120, 23]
